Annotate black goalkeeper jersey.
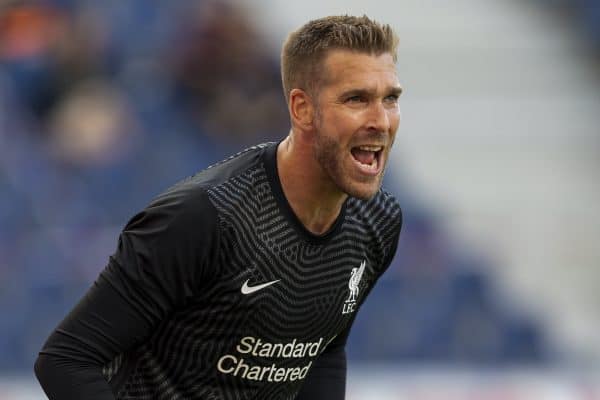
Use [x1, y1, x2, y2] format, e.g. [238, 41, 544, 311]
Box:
[35, 142, 402, 400]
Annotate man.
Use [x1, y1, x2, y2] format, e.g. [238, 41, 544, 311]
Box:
[35, 15, 403, 399]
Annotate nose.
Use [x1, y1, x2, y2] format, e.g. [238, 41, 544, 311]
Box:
[366, 101, 391, 133]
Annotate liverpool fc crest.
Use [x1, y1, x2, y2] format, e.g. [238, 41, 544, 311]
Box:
[342, 260, 366, 314]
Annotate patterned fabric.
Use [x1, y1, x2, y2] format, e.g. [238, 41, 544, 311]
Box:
[102, 142, 402, 399]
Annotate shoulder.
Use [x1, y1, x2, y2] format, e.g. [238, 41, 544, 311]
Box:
[346, 189, 402, 234]
[345, 189, 402, 273]
[121, 144, 269, 238]
[186, 143, 272, 189]
[138, 143, 273, 224]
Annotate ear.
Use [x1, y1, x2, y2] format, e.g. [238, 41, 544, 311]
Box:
[288, 88, 314, 130]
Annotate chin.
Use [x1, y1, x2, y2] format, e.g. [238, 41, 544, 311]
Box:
[343, 180, 382, 200]
[348, 190, 378, 201]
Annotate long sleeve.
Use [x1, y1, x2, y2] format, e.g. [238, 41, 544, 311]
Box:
[34, 185, 220, 399]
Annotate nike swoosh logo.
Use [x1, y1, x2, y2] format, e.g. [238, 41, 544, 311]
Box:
[241, 279, 280, 295]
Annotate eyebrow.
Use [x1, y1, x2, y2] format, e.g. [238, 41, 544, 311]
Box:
[390, 86, 404, 96]
[339, 86, 404, 99]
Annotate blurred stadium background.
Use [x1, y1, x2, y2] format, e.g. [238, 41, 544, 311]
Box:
[1, 0, 599, 398]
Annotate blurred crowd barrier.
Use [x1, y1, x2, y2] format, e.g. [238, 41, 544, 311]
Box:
[0, 0, 287, 371]
[2, 0, 598, 374]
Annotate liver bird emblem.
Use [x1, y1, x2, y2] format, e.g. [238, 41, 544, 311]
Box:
[346, 260, 366, 302]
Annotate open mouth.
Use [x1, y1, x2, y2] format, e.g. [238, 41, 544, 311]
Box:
[350, 145, 383, 175]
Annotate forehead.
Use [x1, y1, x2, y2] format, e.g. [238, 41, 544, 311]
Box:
[319, 50, 399, 92]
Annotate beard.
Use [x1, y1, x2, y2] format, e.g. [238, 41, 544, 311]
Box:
[312, 127, 386, 201]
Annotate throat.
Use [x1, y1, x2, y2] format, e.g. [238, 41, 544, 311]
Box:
[299, 204, 344, 235]
[277, 136, 348, 235]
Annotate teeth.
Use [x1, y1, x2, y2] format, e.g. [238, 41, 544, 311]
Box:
[357, 145, 382, 152]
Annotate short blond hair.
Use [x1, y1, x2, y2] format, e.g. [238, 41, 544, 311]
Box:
[281, 15, 399, 103]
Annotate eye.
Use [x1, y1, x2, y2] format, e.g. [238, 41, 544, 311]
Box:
[346, 95, 366, 103]
[384, 94, 399, 104]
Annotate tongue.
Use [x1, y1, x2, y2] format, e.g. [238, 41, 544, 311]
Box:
[352, 148, 375, 165]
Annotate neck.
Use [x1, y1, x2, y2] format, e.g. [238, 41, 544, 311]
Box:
[277, 134, 347, 235]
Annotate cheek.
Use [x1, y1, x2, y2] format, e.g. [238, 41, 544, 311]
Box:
[321, 112, 359, 139]
[389, 108, 401, 129]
